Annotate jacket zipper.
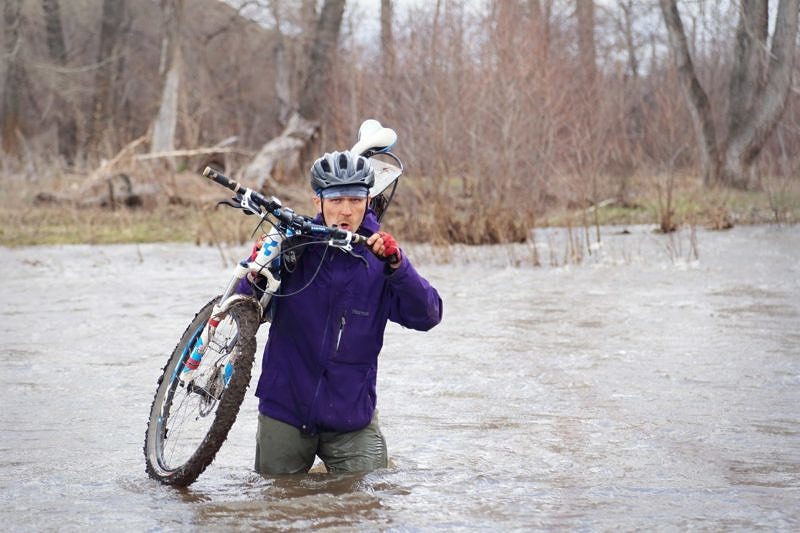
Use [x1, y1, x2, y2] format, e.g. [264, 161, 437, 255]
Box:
[303, 369, 325, 434]
[335, 313, 346, 352]
[304, 312, 344, 433]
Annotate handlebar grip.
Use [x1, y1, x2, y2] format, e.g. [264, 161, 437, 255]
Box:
[203, 166, 245, 194]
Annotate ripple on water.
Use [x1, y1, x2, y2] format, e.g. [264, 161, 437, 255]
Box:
[2, 229, 800, 530]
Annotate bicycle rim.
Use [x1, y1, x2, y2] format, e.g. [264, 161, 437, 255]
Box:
[144, 297, 259, 485]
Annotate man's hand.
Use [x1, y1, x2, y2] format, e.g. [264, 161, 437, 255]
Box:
[367, 231, 402, 268]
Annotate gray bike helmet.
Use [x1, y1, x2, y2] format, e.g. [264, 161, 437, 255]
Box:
[310, 151, 375, 198]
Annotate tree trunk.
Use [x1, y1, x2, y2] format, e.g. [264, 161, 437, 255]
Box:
[1, 0, 23, 156]
[297, 0, 346, 120]
[269, 0, 293, 126]
[240, 112, 318, 191]
[661, 0, 799, 189]
[243, 0, 346, 190]
[618, 0, 639, 82]
[659, 0, 720, 185]
[381, 0, 395, 79]
[722, 0, 799, 188]
[293, 0, 318, 96]
[151, 0, 184, 160]
[529, 0, 552, 60]
[576, 0, 597, 86]
[87, 0, 127, 154]
[431, 0, 442, 67]
[726, 0, 768, 138]
[42, 0, 77, 164]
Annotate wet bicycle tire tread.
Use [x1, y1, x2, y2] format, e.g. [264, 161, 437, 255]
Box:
[143, 296, 260, 486]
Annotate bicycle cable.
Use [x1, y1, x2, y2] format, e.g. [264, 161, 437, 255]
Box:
[246, 214, 370, 299]
[251, 238, 367, 299]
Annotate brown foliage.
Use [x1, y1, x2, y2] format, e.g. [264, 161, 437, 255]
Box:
[2, 1, 799, 244]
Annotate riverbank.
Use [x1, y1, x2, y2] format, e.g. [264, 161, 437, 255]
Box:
[1, 172, 798, 247]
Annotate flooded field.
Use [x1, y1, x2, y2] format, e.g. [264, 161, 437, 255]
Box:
[1, 224, 799, 531]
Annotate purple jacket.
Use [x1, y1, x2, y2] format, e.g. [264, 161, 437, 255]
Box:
[250, 210, 441, 434]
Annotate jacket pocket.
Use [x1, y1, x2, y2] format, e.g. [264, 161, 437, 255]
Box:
[332, 308, 380, 365]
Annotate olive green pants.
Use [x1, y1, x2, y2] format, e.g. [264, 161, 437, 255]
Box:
[254, 413, 388, 475]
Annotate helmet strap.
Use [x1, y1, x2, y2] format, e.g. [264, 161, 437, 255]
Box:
[318, 194, 327, 226]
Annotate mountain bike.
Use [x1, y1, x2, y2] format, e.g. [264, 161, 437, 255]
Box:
[143, 120, 403, 486]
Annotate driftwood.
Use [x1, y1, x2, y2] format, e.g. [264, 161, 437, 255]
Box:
[239, 112, 318, 192]
[73, 136, 158, 209]
[77, 136, 148, 196]
[80, 172, 159, 209]
[37, 117, 322, 210]
[34, 170, 158, 209]
[36, 136, 248, 210]
[134, 136, 247, 165]
[34, 136, 151, 208]
[134, 146, 253, 162]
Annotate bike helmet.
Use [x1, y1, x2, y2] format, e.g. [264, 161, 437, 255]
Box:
[310, 150, 375, 198]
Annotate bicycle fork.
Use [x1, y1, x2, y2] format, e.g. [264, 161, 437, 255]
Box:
[179, 261, 270, 387]
[179, 264, 249, 387]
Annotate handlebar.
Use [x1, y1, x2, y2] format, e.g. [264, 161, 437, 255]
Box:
[203, 167, 275, 210]
[202, 166, 368, 246]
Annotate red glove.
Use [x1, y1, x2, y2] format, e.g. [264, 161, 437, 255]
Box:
[375, 231, 401, 265]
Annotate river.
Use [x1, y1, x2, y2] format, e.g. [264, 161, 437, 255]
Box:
[1, 224, 799, 531]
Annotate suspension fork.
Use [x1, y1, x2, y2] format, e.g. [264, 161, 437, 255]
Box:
[206, 262, 252, 350]
[180, 263, 261, 385]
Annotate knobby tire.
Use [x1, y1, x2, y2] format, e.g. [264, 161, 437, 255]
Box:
[143, 296, 260, 486]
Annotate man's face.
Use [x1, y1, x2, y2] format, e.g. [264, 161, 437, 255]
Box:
[313, 195, 369, 231]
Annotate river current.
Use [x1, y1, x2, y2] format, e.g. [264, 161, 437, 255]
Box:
[1, 224, 799, 531]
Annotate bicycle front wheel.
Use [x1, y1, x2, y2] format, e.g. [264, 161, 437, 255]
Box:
[143, 296, 260, 486]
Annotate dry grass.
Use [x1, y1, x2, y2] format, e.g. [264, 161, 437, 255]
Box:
[1, 168, 798, 248]
[0, 203, 255, 247]
[543, 173, 800, 231]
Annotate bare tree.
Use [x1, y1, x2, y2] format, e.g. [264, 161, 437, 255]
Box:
[242, 0, 346, 189]
[2, 0, 23, 156]
[727, 0, 768, 136]
[617, 0, 640, 82]
[660, 0, 800, 188]
[297, 0, 346, 120]
[381, 0, 395, 78]
[659, 0, 718, 185]
[269, 0, 293, 126]
[576, 0, 597, 86]
[87, 0, 128, 154]
[151, 0, 184, 158]
[722, 0, 798, 187]
[41, 0, 77, 164]
[12, 0, 800, 238]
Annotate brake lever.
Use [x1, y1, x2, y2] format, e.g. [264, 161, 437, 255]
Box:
[342, 246, 369, 268]
[328, 231, 369, 268]
[216, 191, 264, 217]
[217, 197, 246, 211]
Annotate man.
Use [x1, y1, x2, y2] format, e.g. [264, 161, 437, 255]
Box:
[246, 150, 442, 475]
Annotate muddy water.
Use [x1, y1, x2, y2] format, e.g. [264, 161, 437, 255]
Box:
[1, 225, 799, 531]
